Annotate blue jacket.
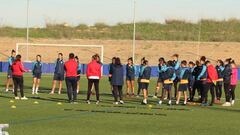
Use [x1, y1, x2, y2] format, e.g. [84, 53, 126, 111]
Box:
[223, 64, 232, 83]
[216, 66, 224, 79]
[126, 64, 136, 77]
[197, 65, 207, 80]
[7, 56, 15, 72]
[162, 66, 176, 81]
[54, 59, 64, 75]
[32, 61, 42, 74]
[173, 60, 181, 78]
[77, 63, 82, 74]
[138, 64, 144, 78]
[180, 67, 191, 80]
[140, 66, 152, 80]
[111, 64, 124, 86]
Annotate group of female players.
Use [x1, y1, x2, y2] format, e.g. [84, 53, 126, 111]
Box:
[109, 54, 238, 106]
[4, 50, 238, 106]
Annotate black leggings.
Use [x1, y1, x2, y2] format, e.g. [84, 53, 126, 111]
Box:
[191, 81, 201, 101]
[203, 83, 215, 104]
[224, 83, 231, 102]
[230, 85, 236, 101]
[112, 85, 123, 102]
[13, 76, 24, 97]
[200, 81, 207, 103]
[87, 79, 99, 101]
[215, 83, 222, 100]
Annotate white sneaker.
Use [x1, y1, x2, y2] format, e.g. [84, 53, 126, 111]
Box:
[152, 95, 158, 99]
[35, 91, 39, 95]
[49, 91, 54, 94]
[86, 100, 91, 104]
[113, 102, 119, 105]
[231, 100, 235, 105]
[96, 101, 100, 105]
[15, 97, 20, 100]
[58, 91, 61, 95]
[222, 102, 231, 107]
[176, 101, 179, 105]
[119, 100, 124, 104]
[77, 90, 79, 94]
[143, 99, 147, 104]
[21, 97, 28, 100]
[168, 100, 172, 105]
[32, 91, 35, 95]
[6, 89, 9, 92]
[184, 101, 187, 105]
[158, 100, 162, 105]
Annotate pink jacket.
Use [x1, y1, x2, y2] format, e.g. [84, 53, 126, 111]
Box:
[231, 68, 238, 85]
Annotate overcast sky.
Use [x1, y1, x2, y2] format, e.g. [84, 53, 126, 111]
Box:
[0, 0, 240, 27]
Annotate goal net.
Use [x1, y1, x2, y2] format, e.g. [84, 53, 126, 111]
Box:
[16, 43, 104, 64]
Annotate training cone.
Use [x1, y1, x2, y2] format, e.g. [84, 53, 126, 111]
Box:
[57, 102, 62, 105]
[148, 105, 153, 108]
[11, 105, 16, 109]
[34, 101, 39, 104]
[9, 100, 14, 103]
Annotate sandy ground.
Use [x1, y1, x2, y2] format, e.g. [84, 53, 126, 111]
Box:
[0, 37, 240, 65]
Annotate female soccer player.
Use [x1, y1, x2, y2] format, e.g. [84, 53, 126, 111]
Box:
[111, 57, 124, 104]
[50, 53, 64, 94]
[191, 60, 202, 102]
[222, 58, 232, 107]
[158, 60, 176, 106]
[198, 56, 208, 105]
[126, 57, 136, 97]
[137, 57, 145, 97]
[75, 56, 82, 94]
[5, 49, 16, 92]
[188, 61, 195, 102]
[153, 57, 165, 98]
[215, 60, 224, 103]
[86, 54, 102, 104]
[11, 54, 29, 100]
[176, 60, 191, 105]
[140, 59, 151, 105]
[32, 55, 42, 95]
[229, 60, 238, 106]
[172, 54, 181, 98]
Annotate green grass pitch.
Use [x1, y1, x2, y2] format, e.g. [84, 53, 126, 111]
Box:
[0, 73, 239, 135]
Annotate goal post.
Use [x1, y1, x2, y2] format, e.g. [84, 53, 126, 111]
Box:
[16, 43, 104, 63]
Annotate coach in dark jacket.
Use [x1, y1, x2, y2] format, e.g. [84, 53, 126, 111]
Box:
[223, 58, 232, 103]
[111, 57, 124, 104]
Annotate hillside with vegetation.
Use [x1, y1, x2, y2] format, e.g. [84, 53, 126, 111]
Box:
[1, 19, 240, 42]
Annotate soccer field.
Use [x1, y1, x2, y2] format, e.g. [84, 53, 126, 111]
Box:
[0, 73, 239, 135]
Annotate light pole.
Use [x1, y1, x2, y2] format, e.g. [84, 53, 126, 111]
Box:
[132, 0, 136, 63]
[197, 19, 202, 60]
[26, 0, 30, 61]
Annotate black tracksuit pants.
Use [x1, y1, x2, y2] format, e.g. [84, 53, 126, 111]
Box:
[13, 75, 24, 97]
[112, 85, 123, 102]
[202, 82, 215, 104]
[65, 77, 77, 102]
[215, 83, 223, 100]
[224, 83, 231, 102]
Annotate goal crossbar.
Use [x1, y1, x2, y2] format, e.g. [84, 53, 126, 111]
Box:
[16, 43, 104, 63]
